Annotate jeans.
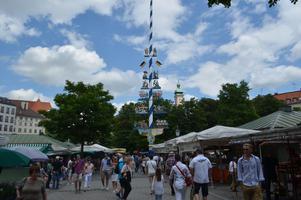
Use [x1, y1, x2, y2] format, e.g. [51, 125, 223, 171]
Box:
[174, 187, 186, 200]
[155, 194, 163, 200]
[52, 171, 60, 189]
[84, 173, 92, 188]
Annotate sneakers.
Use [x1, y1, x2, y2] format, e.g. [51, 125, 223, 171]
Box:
[105, 187, 109, 191]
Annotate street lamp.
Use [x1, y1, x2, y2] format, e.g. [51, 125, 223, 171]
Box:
[176, 126, 180, 137]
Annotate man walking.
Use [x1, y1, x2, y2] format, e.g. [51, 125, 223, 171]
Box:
[73, 154, 85, 193]
[237, 143, 264, 200]
[100, 154, 112, 190]
[189, 147, 212, 200]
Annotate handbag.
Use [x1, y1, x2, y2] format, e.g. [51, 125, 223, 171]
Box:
[175, 165, 192, 187]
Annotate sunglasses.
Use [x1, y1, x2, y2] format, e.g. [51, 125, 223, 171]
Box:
[243, 149, 249, 151]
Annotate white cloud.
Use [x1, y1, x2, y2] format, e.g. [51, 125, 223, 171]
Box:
[0, 0, 119, 42]
[6, 88, 55, 107]
[12, 44, 140, 97]
[60, 29, 90, 48]
[184, 94, 197, 101]
[187, 0, 301, 97]
[186, 62, 229, 97]
[289, 41, 301, 61]
[0, 14, 39, 42]
[117, 0, 211, 65]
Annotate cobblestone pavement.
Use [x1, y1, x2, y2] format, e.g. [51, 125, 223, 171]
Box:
[48, 173, 243, 200]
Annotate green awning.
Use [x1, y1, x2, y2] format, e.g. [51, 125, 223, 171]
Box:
[5, 143, 53, 154]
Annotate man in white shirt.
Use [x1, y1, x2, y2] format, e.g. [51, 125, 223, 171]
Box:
[189, 147, 212, 200]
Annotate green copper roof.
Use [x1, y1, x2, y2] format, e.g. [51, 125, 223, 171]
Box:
[5, 134, 75, 152]
[175, 82, 183, 94]
[239, 110, 301, 130]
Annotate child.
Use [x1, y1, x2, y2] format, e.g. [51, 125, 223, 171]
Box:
[151, 168, 164, 200]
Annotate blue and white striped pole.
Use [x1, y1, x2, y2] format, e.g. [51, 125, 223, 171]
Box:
[148, 0, 154, 145]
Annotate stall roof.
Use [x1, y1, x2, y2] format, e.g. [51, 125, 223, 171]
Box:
[71, 144, 114, 153]
[165, 125, 260, 146]
[186, 125, 260, 143]
[239, 110, 301, 130]
[5, 134, 75, 153]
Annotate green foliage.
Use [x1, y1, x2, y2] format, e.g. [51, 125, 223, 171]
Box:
[40, 81, 116, 153]
[198, 98, 218, 128]
[208, 0, 298, 7]
[252, 94, 284, 117]
[111, 103, 148, 152]
[217, 81, 258, 127]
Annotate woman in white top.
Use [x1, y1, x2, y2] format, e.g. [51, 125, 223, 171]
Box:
[169, 154, 191, 200]
[152, 168, 164, 200]
[84, 159, 94, 190]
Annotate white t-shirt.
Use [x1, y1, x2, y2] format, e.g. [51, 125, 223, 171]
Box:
[146, 160, 157, 175]
[229, 161, 237, 173]
[189, 154, 212, 184]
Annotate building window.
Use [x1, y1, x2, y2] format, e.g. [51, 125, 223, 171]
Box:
[9, 125, 13, 132]
[5, 116, 9, 122]
[6, 107, 9, 114]
[286, 98, 291, 104]
[10, 117, 14, 123]
[18, 128, 21, 133]
[34, 129, 37, 133]
[0, 124, 2, 131]
[20, 117, 23, 120]
[0, 115, 3, 122]
[29, 129, 32, 133]
[24, 128, 27, 133]
[19, 121, 22, 126]
[24, 122, 27, 126]
[0, 106, 4, 113]
[30, 123, 32, 126]
[4, 125, 7, 131]
[11, 108, 15, 115]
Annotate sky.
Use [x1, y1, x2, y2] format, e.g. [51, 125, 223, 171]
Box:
[0, 0, 301, 111]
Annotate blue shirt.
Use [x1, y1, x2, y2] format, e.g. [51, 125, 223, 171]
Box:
[237, 154, 265, 187]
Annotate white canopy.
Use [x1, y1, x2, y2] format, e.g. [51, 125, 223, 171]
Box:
[71, 144, 114, 153]
[185, 125, 260, 143]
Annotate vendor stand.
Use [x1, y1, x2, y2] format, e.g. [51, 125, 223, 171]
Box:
[230, 126, 301, 200]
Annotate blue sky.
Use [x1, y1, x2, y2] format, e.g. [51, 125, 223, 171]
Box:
[0, 0, 301, 111]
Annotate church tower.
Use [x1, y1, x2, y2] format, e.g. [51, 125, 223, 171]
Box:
[174, 81, 184, 106]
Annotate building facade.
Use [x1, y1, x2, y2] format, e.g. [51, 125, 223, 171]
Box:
[0, 97, 17, 134]
[174, 82, 184, 106]
[273, 90, 301, 110]
[12, 100, 49, 135]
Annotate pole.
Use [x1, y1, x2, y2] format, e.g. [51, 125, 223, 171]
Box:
[148, 0, 154, 148]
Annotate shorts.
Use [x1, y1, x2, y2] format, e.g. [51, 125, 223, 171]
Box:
[72, 173, 83, 182]
[111, 174, 118, 182]
[102, 170, 112, 177]
[148, 172, 155, 177]
[193, 182, 208, 197]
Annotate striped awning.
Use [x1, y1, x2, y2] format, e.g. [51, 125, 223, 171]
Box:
[5, 143, 53, 154]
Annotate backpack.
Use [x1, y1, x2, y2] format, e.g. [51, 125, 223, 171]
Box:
[114, 163, 119, 174]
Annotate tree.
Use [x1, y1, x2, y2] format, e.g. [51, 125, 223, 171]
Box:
[217, 81, 258, 127]
[252, 94, 284, 117]
[160, 98, 207, 141]
[111, 103, 148, 152]
[199, 98, 218, 128]
[208, 0, 298, 8]
[40, 81, 116, 154]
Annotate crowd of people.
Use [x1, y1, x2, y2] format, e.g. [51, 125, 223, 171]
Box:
[14, 143, 277, 200]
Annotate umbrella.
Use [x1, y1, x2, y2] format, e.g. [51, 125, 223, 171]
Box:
[12, 147, 48, 162]
[0, 148, 30, 167]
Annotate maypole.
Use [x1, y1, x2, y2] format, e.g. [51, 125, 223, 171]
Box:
[135, 0, 167, 150]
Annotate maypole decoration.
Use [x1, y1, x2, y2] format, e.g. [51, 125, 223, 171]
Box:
[135, 0, 168, 149]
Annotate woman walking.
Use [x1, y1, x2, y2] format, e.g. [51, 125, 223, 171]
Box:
[152, 168, 164, 200]
[84, 159, 94, 191]
[120, 156, 132, 200]
[111, 155, 119, 193]
[169, 154, 191, 200]
[16, 164, 47, 200]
